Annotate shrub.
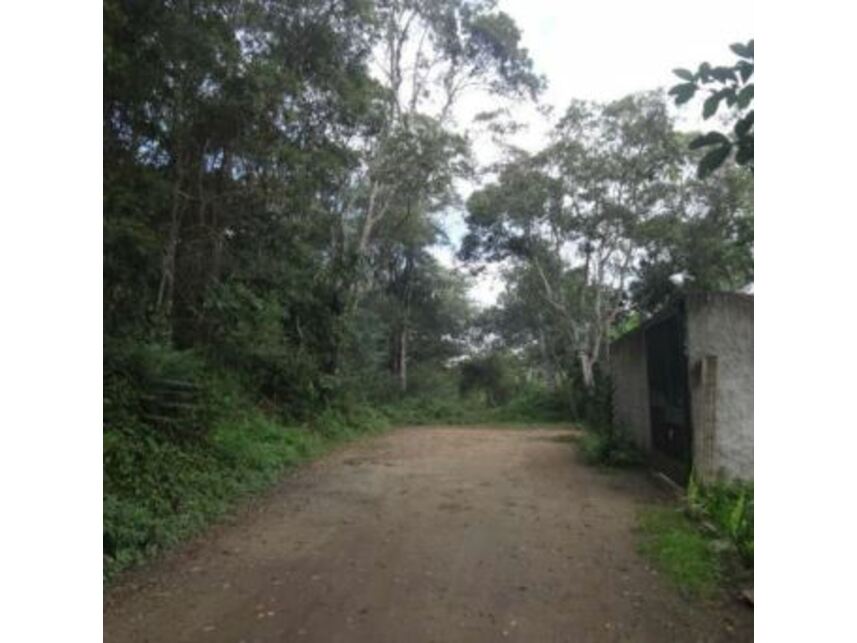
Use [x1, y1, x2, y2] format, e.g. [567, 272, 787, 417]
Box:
[569, 370, 613, 427]
[380, 395, 486, 425]
[687, 476, 754, 565]
[104, 340, 217, 441]
[103, 346, 391, 583]
[378, 381, 572, 427]
[108, 340, 207, 384]
[458, 353, 517, 406]
[493, 384, 568, 422]
[579, 423, 642, 467]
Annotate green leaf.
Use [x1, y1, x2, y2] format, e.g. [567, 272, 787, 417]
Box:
[734, 111, 754, 138]
[669, 82, 696, 105]
[711, 66, 737, 83]
[702, 92, 722, 119]
[730, 40, 754, 60]
[698, 144, 732, 178]
[673, 68, 695, 81]
[689, 131, 730, 149]
[735, 136, 753, 166]
[737, 60, 754, 83]
[737, 84, 754, 109]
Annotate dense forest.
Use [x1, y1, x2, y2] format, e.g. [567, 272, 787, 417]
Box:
[104, 0, 753, 578]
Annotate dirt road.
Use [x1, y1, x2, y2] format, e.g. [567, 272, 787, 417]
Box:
[105, 427, 752, 642]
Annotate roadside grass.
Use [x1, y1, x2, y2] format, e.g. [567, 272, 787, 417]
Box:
[688, 477, 754, 566]
[104, 345, 579, 584]
[104, 385, 391, 583]
[565, 411, 753, 599]
[637, 507, 723, 598]
[104, 371, 573, 583]
[577, 424, 643, 468]
[380, 387, 570, 427]
[566, 419, 730, 598]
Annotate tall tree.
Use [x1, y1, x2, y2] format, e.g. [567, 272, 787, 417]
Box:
[462, 93, 684, 390]
[104, 0, 381, 346]
[104, 0, 539, 405]
[632, 163, 753, 313]
[319, 0, 543, 377]
[329, 0, 544, 311]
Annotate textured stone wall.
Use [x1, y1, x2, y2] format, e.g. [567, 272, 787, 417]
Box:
[685, 294, 754, 482]
[609, 329, 650, 451]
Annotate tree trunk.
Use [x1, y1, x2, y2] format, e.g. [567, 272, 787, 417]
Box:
[155, 165, 186, 324]
[399, 326, 408, 393]
[538, 326, 558, 390]
[579, 351, 596, 391]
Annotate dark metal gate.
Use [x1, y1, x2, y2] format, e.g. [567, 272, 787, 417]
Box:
[645, 306, 693, 484]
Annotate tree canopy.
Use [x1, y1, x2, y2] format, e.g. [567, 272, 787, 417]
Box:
[460, 92, 753, 392]
[104, 0, 542, 402]
[669, 39, 754, 178]
[104, 4, 754, 574]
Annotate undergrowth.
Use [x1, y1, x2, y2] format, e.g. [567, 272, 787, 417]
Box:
[688, 476, 754, 566]
[637, 508, 722, 597]
[380, 385, 570, 426]
[104, 403, 389, 582]
[103, 347, 391, 583]
[578, 423, 642, 467]
[637, 479, 754, 598]
[104, 347, 572, 583]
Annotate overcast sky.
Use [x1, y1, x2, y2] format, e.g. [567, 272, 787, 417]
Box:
[432, 0, 754, 307]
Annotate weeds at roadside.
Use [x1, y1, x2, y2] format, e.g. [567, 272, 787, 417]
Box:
[687, 476, 754, 566]
[637, 479, 754, 599]
[104, 342, 581, 584]
[104, 360, 391, 583]
[637, 507, 723, 598]
[379, 386, 570, 427]
[578, 424, 642, 468]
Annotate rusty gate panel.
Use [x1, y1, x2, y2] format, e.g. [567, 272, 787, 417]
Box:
[645, 306, 692, 484]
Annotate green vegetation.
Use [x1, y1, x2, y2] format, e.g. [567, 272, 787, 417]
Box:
[578, 424, 642, 468]
[381, 384, 570, 426]
[103, 0, 753, 583]
[688, 477, 754, 565]
[637, 508, 722, 597]
[461, 90, 754, 356]
[104, 408, 379, 581]
[636, 479, 754, 598]
[670, 40, 754, 178]
[103, 345, 391, 582]
[103, 0, 549, 580]
[103, 339, 570, 582]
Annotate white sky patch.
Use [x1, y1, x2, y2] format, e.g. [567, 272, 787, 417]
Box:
[430, 211, 507, 310]
[430, 0, 754, 307]
[469, 263, 507, 307]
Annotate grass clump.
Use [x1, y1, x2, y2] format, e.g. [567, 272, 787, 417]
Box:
[578, 424, 642, 467]
[637, 507, 722, 597]
[688, 476, 754, 565]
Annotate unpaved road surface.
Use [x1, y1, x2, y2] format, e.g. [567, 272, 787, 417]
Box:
[105, 427, 752, 642]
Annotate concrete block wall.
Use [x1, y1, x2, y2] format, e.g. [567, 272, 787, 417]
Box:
[685, 293, 754, 482]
